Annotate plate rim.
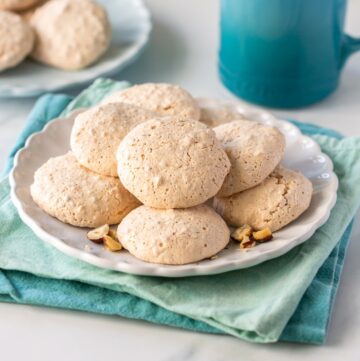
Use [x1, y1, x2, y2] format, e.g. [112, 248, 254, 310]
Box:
[9, 100, 339, 277]
[0, 0, 152, 98]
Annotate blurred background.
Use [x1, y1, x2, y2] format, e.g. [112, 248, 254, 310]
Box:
[1, 0, 360, 172]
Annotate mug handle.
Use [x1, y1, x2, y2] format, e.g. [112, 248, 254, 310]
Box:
[340, 34, 360, 68]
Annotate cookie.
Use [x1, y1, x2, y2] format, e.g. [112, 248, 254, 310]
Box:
[0, 11, 34, 72]
[117, 116, 231, 209]
[117, 205, 230, 265]
[213, 166, 313, 232]
[31, 152, 140, 227]
[0, 0, 41, 10]
[199, 104, 244, 128]
[17, 0, 48, 22]
[102, 83, 201, 120]
[30, 0, 111, 70]
[214, 119, 286, 197]
[71, 103, 156, 177]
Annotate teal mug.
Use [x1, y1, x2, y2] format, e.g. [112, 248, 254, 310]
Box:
[219, 0, 360, 108]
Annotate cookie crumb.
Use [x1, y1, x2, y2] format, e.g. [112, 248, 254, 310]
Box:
[84, 244, 93, 252]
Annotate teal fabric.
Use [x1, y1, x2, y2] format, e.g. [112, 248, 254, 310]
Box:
[1, 94, 72, 177]
[1, 78, 360, 344]
[1, 78, 130, 178]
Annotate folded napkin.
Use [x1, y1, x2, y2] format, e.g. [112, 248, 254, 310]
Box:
[1, 78, 360, 344]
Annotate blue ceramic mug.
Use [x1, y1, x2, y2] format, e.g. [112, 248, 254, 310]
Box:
[219, 0, 360, 108]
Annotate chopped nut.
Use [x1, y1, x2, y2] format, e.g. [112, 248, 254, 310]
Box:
[231, 224, 253, 242]
[252, 228, 273, 243]
[108, 229, 118, 240]
[103, 235, 122, 252]
[87, 224, 109, 243]
[239, 236, 256, 249]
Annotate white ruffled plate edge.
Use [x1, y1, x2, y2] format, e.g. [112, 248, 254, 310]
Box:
[9, 99, 338, 277]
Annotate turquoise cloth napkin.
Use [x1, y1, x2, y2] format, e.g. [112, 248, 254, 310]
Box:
[1, 78, 360, 344]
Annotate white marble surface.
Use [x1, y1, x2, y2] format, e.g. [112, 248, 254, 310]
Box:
[1, 0, 360, 360]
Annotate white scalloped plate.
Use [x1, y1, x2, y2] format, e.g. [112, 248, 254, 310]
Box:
[0, 0, 151, 97]
[9, 98, 338, 277]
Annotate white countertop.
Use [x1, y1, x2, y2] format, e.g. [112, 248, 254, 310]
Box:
[1, 1, 360, 360]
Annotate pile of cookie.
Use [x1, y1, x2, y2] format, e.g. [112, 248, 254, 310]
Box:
[31, 83, 313, 265]
[0, 0, 110, 72]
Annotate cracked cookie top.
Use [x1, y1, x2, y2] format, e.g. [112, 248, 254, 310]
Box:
[30, 152, 140, 227]
[117, 204, 230, 265]
[102, 83, 201, 120]
[117, 116, 231, 209]
[213, 166, 313, 231]
[71, 103, 156, 177]
[214, 119, 286, 197]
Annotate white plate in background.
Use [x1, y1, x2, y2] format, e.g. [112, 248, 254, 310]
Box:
[0, 0, 151, 97]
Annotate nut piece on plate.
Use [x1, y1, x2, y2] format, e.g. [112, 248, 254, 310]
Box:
[102, 83, 201, 120]
[108, 229, 118, 240]
[231, 225, 273, 249]
[0, 11, 35, 72]
[214, 119, 286, 197]
[103, 235, 122, 252]
[214, 166, 313, 232]
[231, 224, 252, 242]
[30, 0, 111, 70]
[252, 228, 273, 243]
[86, 225, 122, 252]
[87, 224, 109, 243]
[239, 236, 256, 249]
[117, 116, 230, 209]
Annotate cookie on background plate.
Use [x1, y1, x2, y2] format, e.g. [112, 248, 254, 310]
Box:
[0, 11, 34, 72]
[214, 166, 313, 232]
[71, 103, 156, 177]
[31, 152, 140, 228]
[214, 119, 286, 197]
[117, 205, 230, 265]
[0, 0, 41, 10]
[102, 83, 201, 120]
[30, 0, 111, 70]
[117, 116, 231, 209]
